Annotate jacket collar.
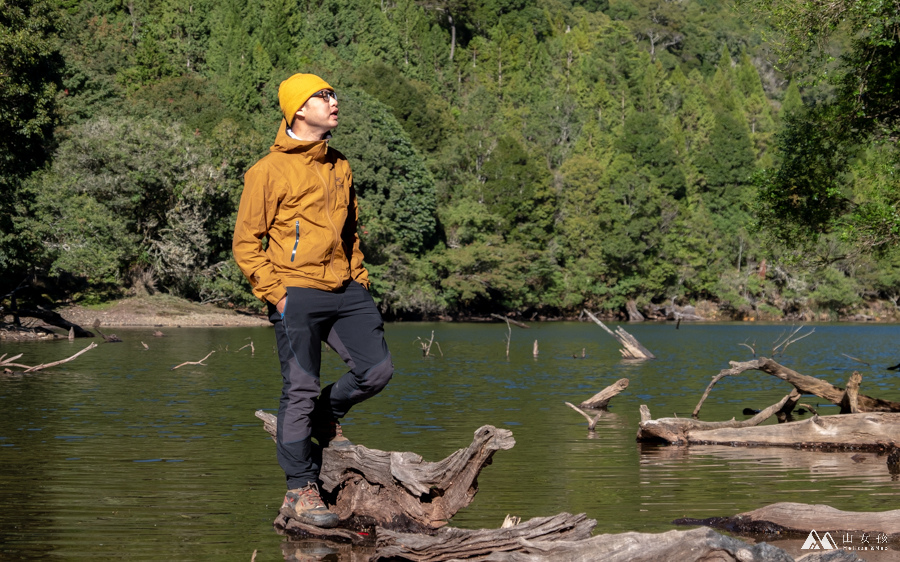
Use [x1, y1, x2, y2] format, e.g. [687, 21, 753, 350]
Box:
[270, 118, 330, 161]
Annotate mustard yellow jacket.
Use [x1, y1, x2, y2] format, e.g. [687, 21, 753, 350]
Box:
[232, 120, 369, 305]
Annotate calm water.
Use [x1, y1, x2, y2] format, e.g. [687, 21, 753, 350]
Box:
[1, 322, 899, 560]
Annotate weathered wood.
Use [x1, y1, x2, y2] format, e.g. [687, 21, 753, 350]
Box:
[565, 402, 603, 430]
[693, 358, 900, 418]
[170, 350, 215, 370]
[776, 389, 803, 423]
[377, 524, 837, 562]
[639, 408, 900, 450]
[1, 342, 98, 373]
[489, 313, 529, 329]
[692, 360, 759, 418]
[582, 309, 655, 359]
[677, 502, 900, 539]
[579, 378, 629, 410]
[639, 395, 793, 444]
[625, 300, 644, 322]
[755, 358, 900, 412]
[256, 410, 515, 532]
[839, 372, 862, 414]
[374, 513, 595, 561]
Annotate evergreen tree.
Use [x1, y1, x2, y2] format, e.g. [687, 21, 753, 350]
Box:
[0, 0, 62, 284]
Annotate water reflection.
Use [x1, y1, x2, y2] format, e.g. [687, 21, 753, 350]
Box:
[1, 322, 899, 559]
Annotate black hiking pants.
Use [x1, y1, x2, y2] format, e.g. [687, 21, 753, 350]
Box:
[269, 280, 393, 489]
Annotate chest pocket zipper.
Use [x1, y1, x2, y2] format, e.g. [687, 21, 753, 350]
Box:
[290, 221, 299, 262]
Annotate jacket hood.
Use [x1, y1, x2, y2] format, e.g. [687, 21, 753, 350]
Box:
[270, 118, 330, 160]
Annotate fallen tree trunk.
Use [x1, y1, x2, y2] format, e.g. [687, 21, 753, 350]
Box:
[16, 307, 94, 338]
[676, 502, 900, 539]
[639, 406, 900, 450]
[579, 378, 629, 410]
[376, 523, 837, 562]
[256, 411, 515, 533]
[638, 395, 793, 444]
[374, 512, 595, 561]
[582, 309, 655, 359]
[693, 358, 900, 418]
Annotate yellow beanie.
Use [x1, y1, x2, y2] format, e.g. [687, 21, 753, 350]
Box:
[278, 73, 333, 125]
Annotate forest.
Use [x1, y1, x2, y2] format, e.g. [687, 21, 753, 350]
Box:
[2, 0, 898, 321]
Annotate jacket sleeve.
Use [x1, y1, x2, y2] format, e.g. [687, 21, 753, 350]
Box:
[347, 171, 370, 289]
[232, 163, 287, 305]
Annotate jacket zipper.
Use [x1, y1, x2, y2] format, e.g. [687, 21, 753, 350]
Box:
[290, 221, 299, 262]
[314, 143, 341, 283]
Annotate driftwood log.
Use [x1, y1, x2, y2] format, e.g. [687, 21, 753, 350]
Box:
[256, 412, 865, 561]
[6, 306, 95, 338]
[676, 502, 900, 539]
[582, 309, 655, 359]
[1, 342, 98, 374]
[256, 411, 515, 533]
[376, 523, 859, 562]
[639, 403, 900, 450]
[565, 378, 630, 430]
[693, 358, 900, 418]
[579, 378, 629, 410]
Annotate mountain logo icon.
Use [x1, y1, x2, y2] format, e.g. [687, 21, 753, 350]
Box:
[801, 530, 837, 550]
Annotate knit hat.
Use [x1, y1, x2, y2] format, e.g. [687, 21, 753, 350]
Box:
[278, 73, 333, 125]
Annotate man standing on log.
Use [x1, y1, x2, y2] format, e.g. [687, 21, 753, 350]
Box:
[232, 73, 394, 529]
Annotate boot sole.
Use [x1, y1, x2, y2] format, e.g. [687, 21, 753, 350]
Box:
[279, 507, 340, 529]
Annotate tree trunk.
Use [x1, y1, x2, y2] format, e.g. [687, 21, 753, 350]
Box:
[677, 502, 900, 539]
[639, 407, 900, 450]
[377, 524, 820, 562]
[625, 300, 644, 322]
[256, 411, 515, 533]
[693, 358, 900, 418]
[579, 378, 629, 410]
[582, 309, 655, 359]
[16, 307, 94, 338]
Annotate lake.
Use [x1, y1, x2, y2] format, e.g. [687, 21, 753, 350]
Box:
[1, 321, 898, 560]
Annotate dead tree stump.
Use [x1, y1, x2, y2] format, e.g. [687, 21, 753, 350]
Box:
[583, 309, 655, 359]
[579, 378, 629, 410]
[256, 411, 515, 533]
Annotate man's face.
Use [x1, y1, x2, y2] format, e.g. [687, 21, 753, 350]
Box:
[297, 90, 338, 134]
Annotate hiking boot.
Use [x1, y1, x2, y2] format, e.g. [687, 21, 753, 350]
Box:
[313, 420, 353, 449]
[280, 484, 339, 528]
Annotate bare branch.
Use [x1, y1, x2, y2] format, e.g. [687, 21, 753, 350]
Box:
[565, 402, 603, 431]
[841, 353, 870, 366]
[171, 350, 215, 370]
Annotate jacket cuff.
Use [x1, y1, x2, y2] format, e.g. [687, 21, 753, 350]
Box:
[265, 286, 287, 306]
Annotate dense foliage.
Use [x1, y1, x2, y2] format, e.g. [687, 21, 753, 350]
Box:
[2, 0, 897, 319]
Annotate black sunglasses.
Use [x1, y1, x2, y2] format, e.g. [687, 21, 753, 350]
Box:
[310, 90, 337, 103]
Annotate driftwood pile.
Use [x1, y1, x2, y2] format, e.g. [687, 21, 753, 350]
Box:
[637, 357, 900, 449]
[257, 412, 872, 561]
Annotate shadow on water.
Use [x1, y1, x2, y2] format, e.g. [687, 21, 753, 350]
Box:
[1, 321, 899, 559]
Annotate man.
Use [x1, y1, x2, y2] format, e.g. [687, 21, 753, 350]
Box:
[232, 73, 393, 529]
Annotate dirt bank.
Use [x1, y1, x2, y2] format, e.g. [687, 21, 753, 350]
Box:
[58, 295, 271, 328]
[1, 295, 269, 340]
